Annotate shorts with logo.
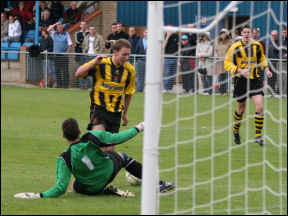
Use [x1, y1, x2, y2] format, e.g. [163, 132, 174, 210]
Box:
[233, 76, 264, 103]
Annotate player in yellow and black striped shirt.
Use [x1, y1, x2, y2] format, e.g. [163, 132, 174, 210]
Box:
[75, 39, 136, 151]
[224, 24, 272, 146]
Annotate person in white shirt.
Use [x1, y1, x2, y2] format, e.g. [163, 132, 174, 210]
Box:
[1, 15, 22, 42]
[82, 25, 105, 55]
[81, 25, 105, 89]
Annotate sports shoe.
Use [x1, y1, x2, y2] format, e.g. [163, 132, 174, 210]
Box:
[159, 181, 175, 193]
[255, 136, 265, 146]
[102, 186, 135, 197]
[233, 132, 241, 145]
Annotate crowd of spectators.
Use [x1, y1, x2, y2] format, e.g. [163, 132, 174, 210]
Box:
[1, 1, 286, 93]
[1, 1, 85, 43]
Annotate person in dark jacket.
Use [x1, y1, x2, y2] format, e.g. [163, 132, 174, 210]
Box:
[268, 30, 280, 96]
[280, 26, 287, 97]
[50, 1, 64, 22]
[135, 28, 147, 92]
[39, 10, 55, 32]
[105, 23, 117, 54]
[63, 1, 82, 27]
[40, 28, 56, 88]
[163, 25, 179, 92]
[75, 20, 89, 89]
[187, 24, 199, 92]
[179, 35, 194, 93]
[128, 26, 140, 55]
[115, 22, 129, 40]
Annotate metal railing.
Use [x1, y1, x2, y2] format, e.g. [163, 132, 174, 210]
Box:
[1, 50, 287, 96]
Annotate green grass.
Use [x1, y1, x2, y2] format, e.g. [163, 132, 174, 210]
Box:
[1, 86, 287, 215]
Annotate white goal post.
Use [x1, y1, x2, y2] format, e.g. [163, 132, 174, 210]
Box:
[141, 2, 164, 214]
[141, 2, 239, 214]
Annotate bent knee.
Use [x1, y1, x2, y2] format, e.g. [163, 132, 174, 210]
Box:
[255, 103, 263, 113]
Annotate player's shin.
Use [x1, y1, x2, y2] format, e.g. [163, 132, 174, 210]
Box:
[121, 153, 142, 179]
[255, 112, 264, 137]
[233, 111, 243, 132]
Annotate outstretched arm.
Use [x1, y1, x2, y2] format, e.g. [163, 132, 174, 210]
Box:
[14, 157, 71, 199]
[88, 122, 145, 147]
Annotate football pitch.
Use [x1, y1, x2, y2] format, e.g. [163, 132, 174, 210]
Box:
[1, 86, 287, 215]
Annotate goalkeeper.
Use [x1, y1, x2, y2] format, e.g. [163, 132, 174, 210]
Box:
[14, 118, 174, 199]
[224, 24, 272, 146]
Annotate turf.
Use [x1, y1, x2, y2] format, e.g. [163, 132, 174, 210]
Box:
[1, 86, 287, 215]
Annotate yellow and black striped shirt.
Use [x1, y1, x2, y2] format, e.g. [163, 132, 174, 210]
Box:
[81, 57, 135, 113]
[224, 40, 268, 79]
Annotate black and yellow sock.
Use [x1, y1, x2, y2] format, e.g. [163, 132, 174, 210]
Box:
[255, 112, 264, 138]
[233, 111, 243, 132]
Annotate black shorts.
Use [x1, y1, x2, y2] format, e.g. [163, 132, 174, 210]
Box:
[73, 150, 124, 195]
[233, 76, 264, 103]
[87, 105, 122, 133]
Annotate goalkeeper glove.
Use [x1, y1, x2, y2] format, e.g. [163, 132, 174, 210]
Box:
[14, 192, 41, 199]
[135, 122, 145, 132]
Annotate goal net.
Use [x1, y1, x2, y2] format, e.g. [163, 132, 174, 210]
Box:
[141, 1, 287, 215]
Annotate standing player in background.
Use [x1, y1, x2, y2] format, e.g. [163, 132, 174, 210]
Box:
[224, 24, 272, 146]
[75, 39, 135, 151]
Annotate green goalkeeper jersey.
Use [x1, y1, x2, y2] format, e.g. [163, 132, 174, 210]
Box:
[41, 127, 139, 198]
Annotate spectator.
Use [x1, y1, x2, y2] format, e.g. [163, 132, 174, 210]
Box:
[39, 10, 55, 32]
[252, 28, 266, 54]
[128, 26, 140, 55]
[187, 23, 199, 92]
[280, 26, 287, 97]
[11, 1, 34, 30]
[105, 22, 118, 53]
[214, 28, 232, 95]
[34, 1, 50, 20]
[196, 32, 213, 95]
[82, 24, 105, 89]
[187, 24, 198, 56]
[252, 27, 266, 80]
[9, 2, 21, 12]
[231, 27, 242, 42]
[1, 12, 9, 39]
[63, 1, 82, 28]
[39, 28, 56, 88]
[77, 1, 98, 16]
[48, 22, 73, 88]
[24, 1, 36, 13]
[179, 35, 194, 94]
[163, 26, 179, 92]
[115, 22, 129, 40]
[1, 15, 22, 43]
[50, 1, 64, 22]
[75, 20, 89, 89]
[82, 25, 105, 54]
[268, 30, 280, 96]
[135, 28, 148, 92]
